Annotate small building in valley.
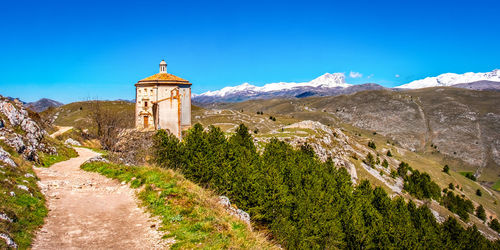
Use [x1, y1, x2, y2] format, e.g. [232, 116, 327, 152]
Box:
[135, 60, 192, 138]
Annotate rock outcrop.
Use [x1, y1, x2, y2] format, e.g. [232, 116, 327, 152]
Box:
[218, 196, 251, 227]
[0, 96, 53, 161]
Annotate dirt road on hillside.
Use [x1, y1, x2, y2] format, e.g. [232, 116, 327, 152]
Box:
[49, 126, 73, 138]
[32, 147, 169, 249]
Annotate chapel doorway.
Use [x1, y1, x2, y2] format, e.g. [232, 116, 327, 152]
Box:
[144, 116, 149, 128]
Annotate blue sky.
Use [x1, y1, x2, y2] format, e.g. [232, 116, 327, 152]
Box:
[1, 0, 499, 103]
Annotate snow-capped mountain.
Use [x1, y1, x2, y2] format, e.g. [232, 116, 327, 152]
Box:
[397, 69, 500, 89]
[192, 73, 383, 103]
[199, 73, 350, 97]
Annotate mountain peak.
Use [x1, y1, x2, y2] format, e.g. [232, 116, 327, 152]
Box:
[397, 69, 500, 89]
[309, 73, 349, 88]
[196, 72, 351, 99]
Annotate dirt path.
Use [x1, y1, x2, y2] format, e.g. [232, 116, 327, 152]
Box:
[50, 126, 73, 138]
[32, 147, 169, 249]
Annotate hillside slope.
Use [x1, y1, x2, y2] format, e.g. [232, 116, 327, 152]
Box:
[189, 106, 500, 238]
[209, 87, 500, 181]
[41, 100, 134, 129]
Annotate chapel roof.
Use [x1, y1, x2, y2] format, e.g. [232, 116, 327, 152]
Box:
[136, 73, 191, 85]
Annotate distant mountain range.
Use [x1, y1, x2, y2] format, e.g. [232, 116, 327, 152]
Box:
[396, 69, 500, 89]
[193, 70, 500, 103]
[194, 73, 385, 103]
[27, 98, 64, 112]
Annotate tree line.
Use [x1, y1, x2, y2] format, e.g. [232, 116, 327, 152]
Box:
[152, 123, 499, 249]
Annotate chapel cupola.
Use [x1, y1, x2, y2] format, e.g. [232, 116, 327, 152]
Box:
[159, 60, 167, 73]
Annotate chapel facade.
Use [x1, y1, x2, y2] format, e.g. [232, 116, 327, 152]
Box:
[135, 60, 191, 138]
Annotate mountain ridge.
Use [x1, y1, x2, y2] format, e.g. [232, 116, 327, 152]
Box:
[397, 69, 500, 89]
[193, 70, 500, 104]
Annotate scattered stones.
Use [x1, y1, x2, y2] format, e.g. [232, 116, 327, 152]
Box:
[0, 233, 18, 249]
[24, 173, 35, 178]
[9, 191, 15, 196]
[65, 138, 81, 146]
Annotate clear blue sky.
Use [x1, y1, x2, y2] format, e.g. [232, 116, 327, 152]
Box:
[1, 0, 499, 103]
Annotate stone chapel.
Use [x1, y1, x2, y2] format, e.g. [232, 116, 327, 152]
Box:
[135, 60, 191, 138]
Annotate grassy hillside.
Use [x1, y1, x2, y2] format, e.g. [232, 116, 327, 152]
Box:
[81, 161, 277, 249]
[42, 100, 135, 129]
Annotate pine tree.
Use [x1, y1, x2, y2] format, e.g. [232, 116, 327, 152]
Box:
[476, 205, 486, 221]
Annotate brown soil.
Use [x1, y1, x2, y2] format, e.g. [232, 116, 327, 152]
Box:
[32, 147, 170, 249]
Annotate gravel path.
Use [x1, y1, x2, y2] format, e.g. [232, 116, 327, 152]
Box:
[49, 126, 73, 138]
[32, 147, 169, 249]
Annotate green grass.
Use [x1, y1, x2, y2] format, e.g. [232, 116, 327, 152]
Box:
[38, 145, 78, 167]
[459, 171, 477, 181]
[0, 157, 48, 249]
[81, 162, 276, 249]
[492, 180, 500, 191]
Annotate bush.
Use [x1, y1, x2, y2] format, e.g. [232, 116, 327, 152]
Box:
[364, 153, 375, 167]
[382, 159, 389, 168]
[476, 189, 482, 196]
[386, 150, 392, 157]
[397, 162, 410, 177]
[368, 141, 376, 149]
[443, 165, 449, 174]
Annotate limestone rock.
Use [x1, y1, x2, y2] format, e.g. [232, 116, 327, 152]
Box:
[65, 138, 81, 146]
[0, 148, 16, 167]
[0, 97, 51, 161]
[0, 233, 18, 249]
[84, 155, 109, 164]
[17, 185, 29, 192]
